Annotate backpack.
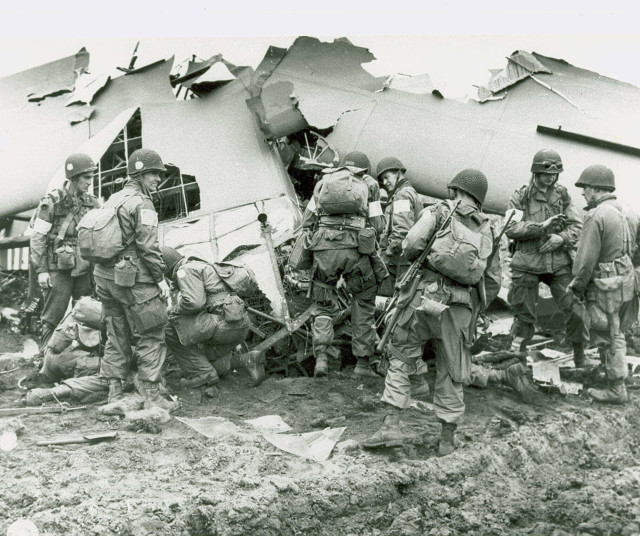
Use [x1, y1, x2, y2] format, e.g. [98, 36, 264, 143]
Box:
[211, 260, 260, 298]
[426, 201, 493, 286]
[316, 168, 368, 215]
[77, 192, 136, 264]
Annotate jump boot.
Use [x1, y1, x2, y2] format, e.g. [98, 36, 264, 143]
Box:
[233, 350, 266, 386]
[587, 379, 628, 404]
[509, 336, 528, 353]
[99, 379, 145, 416]
[354, 358, 379, 378]
[361, 412, 405, 448]
[26, 384, 72, 406]
[438, 422, 457, 456]
[314, 352, 329, 377]
[573, 343, 586, 368]
[142, 381, 180, 412]
[181, 370, 219, 389]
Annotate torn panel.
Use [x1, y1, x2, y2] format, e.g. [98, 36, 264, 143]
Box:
[67, 105, 94, 125]
[249, 80, 307, 138]
[141, 70, 298, 214]
[65, 73, 110, 107]
[477, 50, 552, 100]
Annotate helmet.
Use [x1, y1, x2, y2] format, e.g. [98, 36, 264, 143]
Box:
[376, 157, 406, 180]
[531, 149, 563, 174]
[448, 168, 488, 204]
[341, 151, 370, 174]
[65, 153, 96, 180]
[161, 246, 184, 278]
[128, 149, 166, 177]
[575, 164, 615, 191]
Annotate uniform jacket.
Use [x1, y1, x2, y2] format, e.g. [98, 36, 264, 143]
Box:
[170, 258, 230, 316]
[404, 200, 502, 305]
[94, 180, 164, 284]
[505, 181, 582, 274]
[380, 179, 422, 268]
[571, 195, 640, 294]
[30, 182, 100, 273]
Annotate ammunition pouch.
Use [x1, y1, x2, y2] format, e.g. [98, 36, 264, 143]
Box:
[289, 230, 313, 270]
[592, 254, 635, 314]
[356, 227, 376, 255]
[56, 244, 76, 270]
[220, 295, 246, 323]
[128, 286, 168, 334]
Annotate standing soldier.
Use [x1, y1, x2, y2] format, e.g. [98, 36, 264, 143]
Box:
[569, 165, 639, 404]
[363, 169, 509, 455]
[376, 157, 422, 296]
[93, 149, 175, 410]
[505, 149, 587, 366]
[161, 247, 265, 387]
[30, 153, 100, 349]
[301, 152, 384, 378]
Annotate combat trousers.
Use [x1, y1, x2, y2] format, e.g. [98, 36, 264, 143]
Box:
[508, 267, 587, 344]
[590, 308, 628, 382]
[165, 322, 240, 379]
[95, 276, 166, 383]
[61, 375, 109, 400]
[41, 270, 93, 345]
[311, 248, 378, 359]
[381, 283, 473, 423]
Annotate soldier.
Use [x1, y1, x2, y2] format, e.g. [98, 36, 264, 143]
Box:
[93, 149, 176, 411]
[363, 169, 528, 456]
[505, 149, 587, 366]
[30, 153, 100, 349]
[301, 152, 383, 378]
[161, 247, 264, 388]
[376, 157, 422, 296]
[568, 165, 639, 404]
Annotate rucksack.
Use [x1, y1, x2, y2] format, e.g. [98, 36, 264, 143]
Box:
[426, 201, 493, 286]
[211, 260, 260, 298]
[77, 192, 136, 264]
[316, 168, 368, 215]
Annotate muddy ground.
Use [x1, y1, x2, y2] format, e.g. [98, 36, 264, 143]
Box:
[1, 327, 640, 536]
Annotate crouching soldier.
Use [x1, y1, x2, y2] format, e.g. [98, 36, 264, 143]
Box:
[364, 169, 533, 455]
[161, 247, 265, 387]
[568, 165, 640, 404]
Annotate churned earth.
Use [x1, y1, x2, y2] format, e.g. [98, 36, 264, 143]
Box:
[1, 328, 640, 536]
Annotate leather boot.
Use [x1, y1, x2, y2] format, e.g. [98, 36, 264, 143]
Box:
[181, 370, 219, 389]
[26, 384, 72, 406]
[233, 351, 266, 387]
[587, 380, 628, 404]
[361, 413, 405, 448]
[108, 379, 124, 404]
[354, 358, 379, 378]
[509, 336, 527, 353]
[314, 352, 329, 377]
[212, 354, 231, 378]
[410, 374, 430, 399]
[142, 381, 180, 412]
[495, 363, 535, 403]
[572, 343, 586, 368]
[438, 422, 457, 456]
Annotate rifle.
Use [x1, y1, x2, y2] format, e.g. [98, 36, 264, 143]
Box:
[0, 405, 86, 417]
[377, 200, 461, 352]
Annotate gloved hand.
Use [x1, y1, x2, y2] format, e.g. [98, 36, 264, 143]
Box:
[539, 233, 564, 253]
[38, 272, 52, 289]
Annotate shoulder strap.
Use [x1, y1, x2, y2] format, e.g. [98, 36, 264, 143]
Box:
[55, 211, 76, 244]
[599, 203, 632, 255]
[113, 191, 139, 248]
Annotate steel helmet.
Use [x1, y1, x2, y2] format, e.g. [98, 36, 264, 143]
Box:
[448, 168, 488, 204]
[65, 153, 97, 180]
[575, 164, 615, 191]
[531, 149, 563, 174]
[161, 246, 184, 278]
[128, 148, 166, 177]
[341, 151, 370, 174]
[376, 157, 406, 180]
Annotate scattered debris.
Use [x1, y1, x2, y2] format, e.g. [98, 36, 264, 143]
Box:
[261, 426, 346, 462]
[6, 518, 39, 536]
[35, 431, 118, 447]
[245, 415, 292, 433]
[175, 416, 240, 439]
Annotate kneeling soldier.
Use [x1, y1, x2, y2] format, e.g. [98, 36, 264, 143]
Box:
[161, 247, 265, 387]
